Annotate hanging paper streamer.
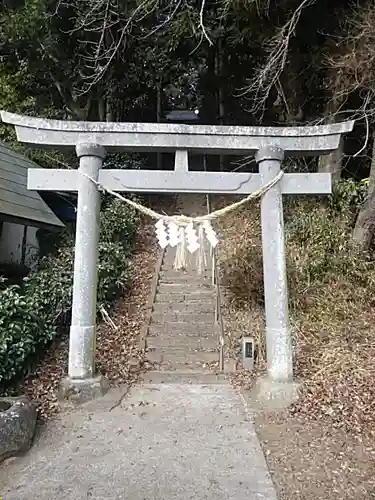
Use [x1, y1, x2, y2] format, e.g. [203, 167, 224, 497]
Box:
[155, 220, 168, 248]
[202, 220, 218, 249]
[196, 223, 207, 275]
[167, 221, 180, 247]
[155, 218, 220, 273]
[175, 226, 188, 270]
[185, 223, 199, 254]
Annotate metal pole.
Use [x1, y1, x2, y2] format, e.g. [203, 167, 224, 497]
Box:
[256, 146, 293, 382]
[68, 143, 106, 380]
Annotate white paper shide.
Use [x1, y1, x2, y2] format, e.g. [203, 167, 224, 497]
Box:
[154, 219, 219, 255]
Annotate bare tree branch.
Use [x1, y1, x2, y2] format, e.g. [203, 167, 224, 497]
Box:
[199, 0, 213, 46]
[237, 0, 316, 113]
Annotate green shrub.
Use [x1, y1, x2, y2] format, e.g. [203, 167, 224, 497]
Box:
[0, 285, 55, 384]
[100, 197, 139, 245]
[0, 197, 140, 388]
[24, 245, 74, 327]
[97, 199, 139, 305]
[97, 240, 131, 305]
[329, 177, 368, 219]
[286, 200, 375, 312]
[222, 179, 375, 311]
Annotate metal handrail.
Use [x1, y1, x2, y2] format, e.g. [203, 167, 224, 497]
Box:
[206, 192, 225, 372]
[203, 155, 225, 371]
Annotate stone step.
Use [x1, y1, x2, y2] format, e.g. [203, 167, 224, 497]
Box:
[147, 346, 219, 362]
[147, 324, 216, 336]
[147, 334, 216, 343]
[146, 336, 217, 350]
[159, 266, 209, 274]
[157, 283, 213, 294]
[151, 361, 219, 373]
[160, 270, 212, 278]
[144, 371, 226, 384]
[148, 348, 218, 363]
[159, 270, 211, 281]
[150, 312, 214, 323]
[147, 350, 218, 368]
[158, 276, 212, 285]
[152, 302, 214, 314]
[163, 250, 212, 261]
[159, 267, 201, 275]
[154, 291, 215, 303]
[160, 263, 211, 274]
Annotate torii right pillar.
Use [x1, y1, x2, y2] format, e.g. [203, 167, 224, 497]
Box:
[257, 147, 291, 379]
[251, 144, 328, 408]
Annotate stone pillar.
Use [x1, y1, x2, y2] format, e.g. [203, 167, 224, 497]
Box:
[251, 146, 299, 408]
[61, 143, 109, 402]
[256, 146, 293, 382]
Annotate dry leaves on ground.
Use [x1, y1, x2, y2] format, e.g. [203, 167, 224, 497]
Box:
[255, 410, 375, 500]
[22, 218, 159, 421]
[212, 193, 375, 500]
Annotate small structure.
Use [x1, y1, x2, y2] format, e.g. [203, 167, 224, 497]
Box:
[165, 110, 200, 122]
[0, 141, 64, 270]
[0, 111, 354, 405]
[164, 109, 202, 170]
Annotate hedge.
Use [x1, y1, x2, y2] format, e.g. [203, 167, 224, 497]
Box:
[0, 197, 139, 387]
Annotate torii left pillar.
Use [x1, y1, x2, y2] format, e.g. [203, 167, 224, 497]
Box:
[61, 143, 110, 401]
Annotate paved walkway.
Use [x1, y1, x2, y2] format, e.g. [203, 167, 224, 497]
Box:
[0, 383, 277, 500]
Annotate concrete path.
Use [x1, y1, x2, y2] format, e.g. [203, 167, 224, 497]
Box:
[0, 383, 277, 500]
[0, 194, 277, 499]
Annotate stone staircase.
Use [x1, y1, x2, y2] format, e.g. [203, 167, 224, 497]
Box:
[144, 195, 225, 383]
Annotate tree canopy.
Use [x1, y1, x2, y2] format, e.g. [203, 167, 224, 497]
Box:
[2, 0, 375, 245]
[1, 0, 369, 124]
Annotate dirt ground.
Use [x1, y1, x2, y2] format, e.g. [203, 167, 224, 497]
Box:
[224, 303, 375, 500]
[254, 410, 375, 500]
[223, 302, 375, 500]
[15, 213, 161, 420]
[214, 193, 375, 500]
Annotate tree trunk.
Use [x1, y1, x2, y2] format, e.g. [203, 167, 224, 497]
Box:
[106, 97, 114, 122]
[216, 38, 225, 171]
[156, 80, 162, 170]
[353, 133, 375, 249]
[318, 99, 345, 182]
[98, 97, 106, 121]
[318, 137, 344, 183]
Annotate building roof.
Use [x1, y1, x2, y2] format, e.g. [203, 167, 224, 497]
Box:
[165, 110, 200, 121]
[0, 141, 64, 228]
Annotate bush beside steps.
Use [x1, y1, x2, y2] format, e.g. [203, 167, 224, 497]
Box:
[0, 198, 140, 391]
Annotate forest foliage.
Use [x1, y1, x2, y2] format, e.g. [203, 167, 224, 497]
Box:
[1, 0, 374, 126]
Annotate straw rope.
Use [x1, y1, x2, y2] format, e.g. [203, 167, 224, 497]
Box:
[81, 170, 283, 225]
[81, 170, 284, 271]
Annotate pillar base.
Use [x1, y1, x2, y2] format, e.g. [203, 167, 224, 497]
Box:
[249, 375, 301, 410]
[59, 375, 110, 404]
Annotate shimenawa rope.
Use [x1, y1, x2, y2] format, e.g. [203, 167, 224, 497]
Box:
[81, 170, 284, 272]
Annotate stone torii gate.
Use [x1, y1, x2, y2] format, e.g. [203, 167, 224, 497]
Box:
[1, 111, 354, 403]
